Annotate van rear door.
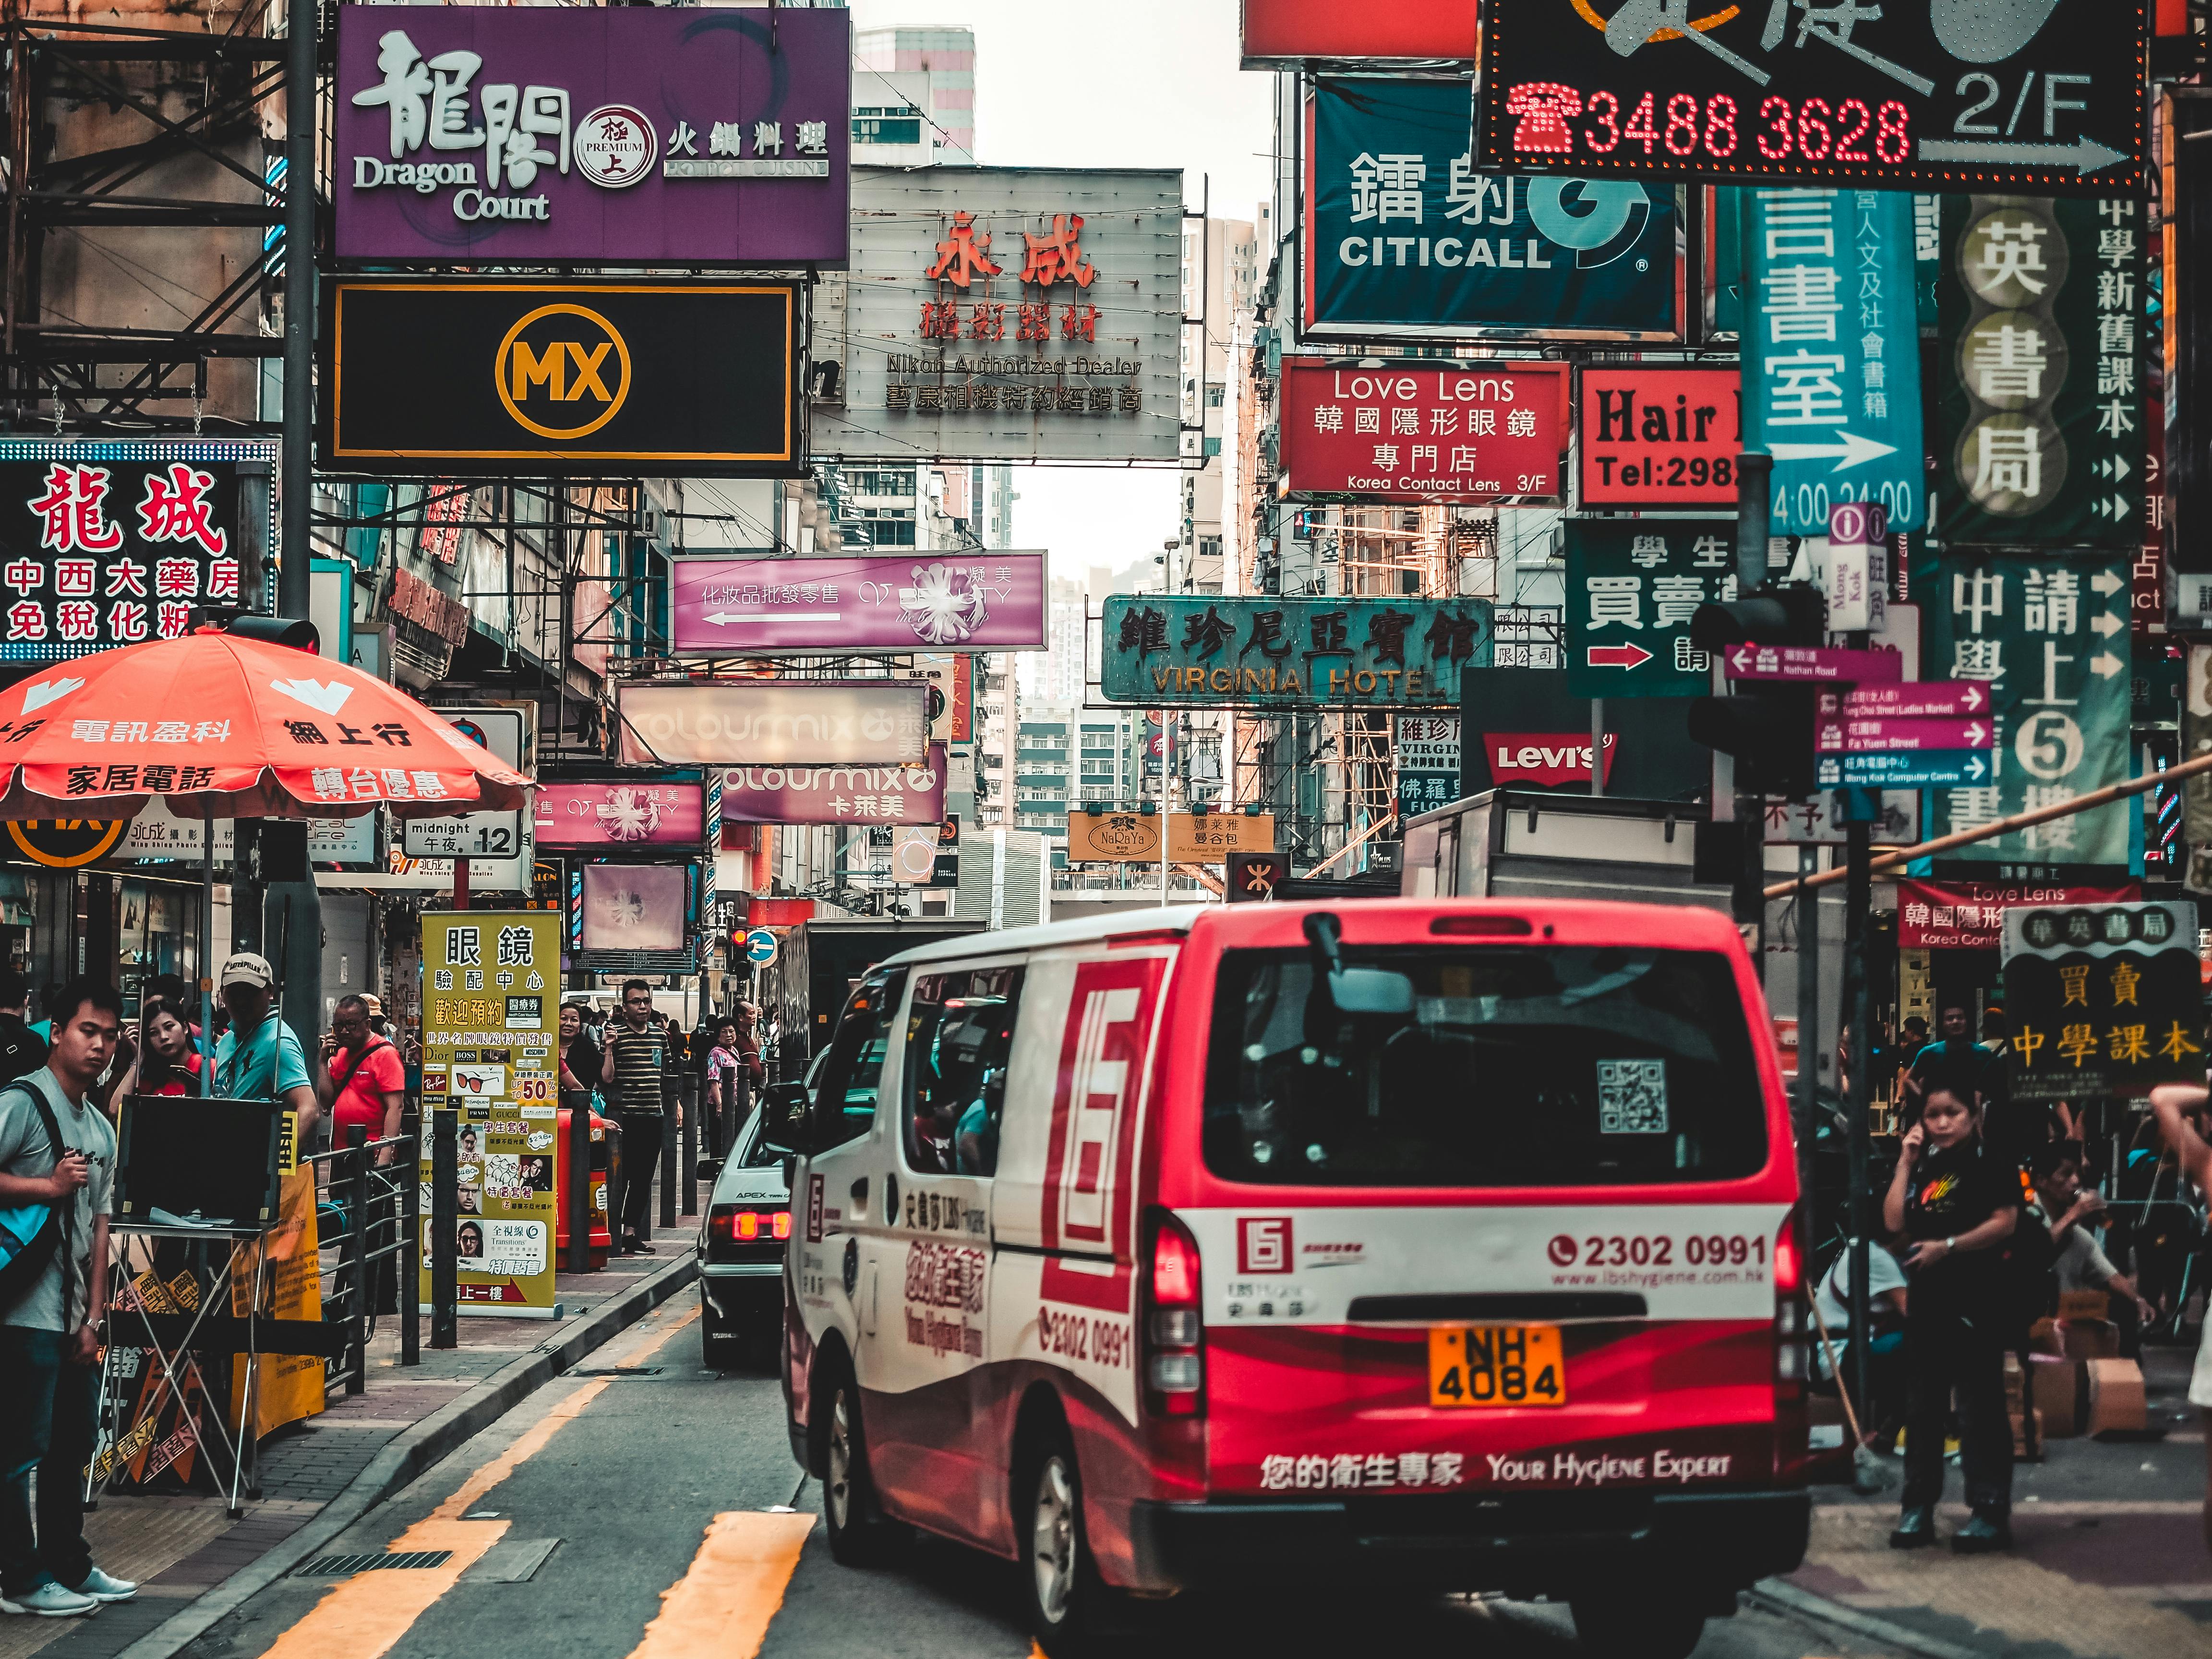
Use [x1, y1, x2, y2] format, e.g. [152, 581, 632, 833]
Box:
[1185, 932, 1791, 1501]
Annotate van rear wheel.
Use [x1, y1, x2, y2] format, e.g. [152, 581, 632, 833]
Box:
[1019, 1426, 1108, 1657]
[1570, 1589, 1706, 1659]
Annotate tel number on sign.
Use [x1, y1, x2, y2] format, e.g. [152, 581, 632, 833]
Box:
[1429, 1324, 1565, 1408]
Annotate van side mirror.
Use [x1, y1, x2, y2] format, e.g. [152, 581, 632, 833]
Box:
[695, 1156, 723, 1183]
[755, 1081, 812, 1156]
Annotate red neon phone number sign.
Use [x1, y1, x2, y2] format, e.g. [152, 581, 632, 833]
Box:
[1507, 84, 1910, 166]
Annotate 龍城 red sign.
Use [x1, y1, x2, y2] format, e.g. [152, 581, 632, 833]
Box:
[1279, 359, 1565, 505]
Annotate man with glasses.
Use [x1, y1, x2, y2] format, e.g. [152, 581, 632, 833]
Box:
[599, 980, 671, 1254]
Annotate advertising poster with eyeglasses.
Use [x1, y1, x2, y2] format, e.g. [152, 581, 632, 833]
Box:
[417, 911, 562, 1317]
[2000, 900, 2201, 1101]
[1305, 76, 1679, 340]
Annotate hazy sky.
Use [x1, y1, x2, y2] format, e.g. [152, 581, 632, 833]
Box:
[847, 0, 1274, 579]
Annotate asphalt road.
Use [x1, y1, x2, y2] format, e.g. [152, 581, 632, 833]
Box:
[181, 1293, 1902, 1659]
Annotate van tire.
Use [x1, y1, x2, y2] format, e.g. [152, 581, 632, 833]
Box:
[820, 1362, 901, 1566]
[1571, 1590, 1705, 1659]
[699, 1293, 741, 1371]
[1017, 1422, 1109, 1657]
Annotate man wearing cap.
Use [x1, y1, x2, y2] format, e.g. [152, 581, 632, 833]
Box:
[213, 954, 318, 1154]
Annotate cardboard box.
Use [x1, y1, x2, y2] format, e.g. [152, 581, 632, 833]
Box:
[2010, 1407, 2044, 1460]
[2058, 1288, 2114, 1322]
[2028, 1317, 2063, 1357]
[2029, 1354, 2088, 1438]
[2087, 1358, 2147, 1437]
[2058, 1318, 2122, 1360]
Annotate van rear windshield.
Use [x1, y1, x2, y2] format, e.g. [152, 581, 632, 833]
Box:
[1202, 945, 1769, 1188]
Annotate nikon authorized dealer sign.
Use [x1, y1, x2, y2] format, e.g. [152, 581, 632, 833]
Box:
[322, 278, 803, 474]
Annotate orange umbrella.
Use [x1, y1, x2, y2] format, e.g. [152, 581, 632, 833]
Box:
[0, 627, 528, 819]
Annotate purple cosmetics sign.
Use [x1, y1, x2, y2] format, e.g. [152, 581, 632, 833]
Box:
[721, 746, 950, 826]
[671, 554, 1048, 654]
[334, 7, 851, 265]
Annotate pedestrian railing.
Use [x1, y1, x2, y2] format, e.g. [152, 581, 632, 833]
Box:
[307, 1123, 421, 1394]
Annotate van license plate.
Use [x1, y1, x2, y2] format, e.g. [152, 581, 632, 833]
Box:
[1428, 1325, 1566, 1408]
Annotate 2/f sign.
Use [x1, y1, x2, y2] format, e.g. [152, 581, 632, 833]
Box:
[1577, 368, 1739, 509]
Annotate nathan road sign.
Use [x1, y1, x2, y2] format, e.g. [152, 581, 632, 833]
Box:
[1815, 715, 1994, 754]
[1476, 0, 2150, 197]
[1723, 644, 1903, 684]
[1819, 681, 1994, 720]
[1818, 749, 1994, 789]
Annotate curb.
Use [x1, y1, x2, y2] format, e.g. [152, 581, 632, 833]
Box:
[1748, 1578, 1996, 1659]
[113, 1254, 698, 1659]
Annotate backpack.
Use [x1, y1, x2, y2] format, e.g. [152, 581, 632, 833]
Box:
[0, 1080, 72, 1318]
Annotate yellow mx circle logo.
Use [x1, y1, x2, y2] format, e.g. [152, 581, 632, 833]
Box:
[494, 303, 633, 441]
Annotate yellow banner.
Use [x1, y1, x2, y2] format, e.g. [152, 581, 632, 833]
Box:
[418, 911, 563, 1316]
[1066, 811, 1276, 863]
[230, 1165, 324, 1438]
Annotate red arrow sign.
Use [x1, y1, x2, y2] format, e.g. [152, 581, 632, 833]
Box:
[1586, 642, 1654, 670]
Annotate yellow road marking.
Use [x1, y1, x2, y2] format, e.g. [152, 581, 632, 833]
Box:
[621, 1511, 816, 1659]
[260, 1301, 700, 1659]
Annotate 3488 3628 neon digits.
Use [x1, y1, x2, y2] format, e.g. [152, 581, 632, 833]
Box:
[1507, 84, 1910, 166]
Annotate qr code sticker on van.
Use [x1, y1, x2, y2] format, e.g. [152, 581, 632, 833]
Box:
[1596, 1059, 1668, 1134]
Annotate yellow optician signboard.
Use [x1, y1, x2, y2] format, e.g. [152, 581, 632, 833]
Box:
[1067, 811, 1276, 864]
[418, 910, 562, 1319]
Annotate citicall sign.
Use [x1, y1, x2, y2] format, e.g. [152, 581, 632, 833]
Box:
[1484, 732, 1617, 788]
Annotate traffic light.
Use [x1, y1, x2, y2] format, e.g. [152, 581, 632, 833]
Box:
[1686, 583, 1825, 799]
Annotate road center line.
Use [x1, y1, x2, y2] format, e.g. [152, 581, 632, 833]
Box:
[258, 1302, 700, 1659]
[621, 1511, 817, 1659]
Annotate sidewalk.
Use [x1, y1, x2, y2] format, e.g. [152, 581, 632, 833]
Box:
[0, 1222, 700, 1659]
[1773, 1343, 2212, 1659]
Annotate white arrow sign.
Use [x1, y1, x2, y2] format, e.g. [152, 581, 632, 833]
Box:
[2090, 651, 2125, 678]
[1765, 431, 1900, 472]
[2092, 612, 2124, 638]
[2091, 570, 2127, 598]
[1965, 722, 1988, 745]
[1917, 135, 2131, 176]
[702, 610, 843, 626]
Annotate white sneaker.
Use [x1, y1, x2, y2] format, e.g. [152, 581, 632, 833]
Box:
[0, 1581, 97, 1617]
[71, 1568, 136, 1603]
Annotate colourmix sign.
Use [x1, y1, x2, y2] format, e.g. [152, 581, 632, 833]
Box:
[333, 7, 851, 265]
[323, 279, 802, 475]
[615, 681, 930, 767]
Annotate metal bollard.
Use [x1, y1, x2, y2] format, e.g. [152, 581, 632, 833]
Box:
[399, 1111, 420, 1366]
[343, 1125, 369, 1395]
[431, 1106, 457, 1350]
[680, 1073, 698, 1217]
[565, 1091, 594, 1275]
[659, 1084, 677, 1230]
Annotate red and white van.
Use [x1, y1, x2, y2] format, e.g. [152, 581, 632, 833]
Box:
[770, 899, 1809, 1657]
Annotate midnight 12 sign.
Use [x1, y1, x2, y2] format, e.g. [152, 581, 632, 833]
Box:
[1476, 0, 2148, 195]
[1279, 359, 1565, 504]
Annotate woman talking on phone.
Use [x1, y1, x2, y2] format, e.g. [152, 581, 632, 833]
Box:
[1884, 1080, 2022, 1554]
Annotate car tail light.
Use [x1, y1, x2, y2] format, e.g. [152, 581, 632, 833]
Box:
[708, 1205, 791, 1244]
[1145, 1211, 1205, 1418]
[1773, 1210, 1803, 1294]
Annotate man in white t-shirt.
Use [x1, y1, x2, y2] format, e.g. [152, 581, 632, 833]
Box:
[0, 980, 137, 1617]
[1813, 1239, 1911, 1443]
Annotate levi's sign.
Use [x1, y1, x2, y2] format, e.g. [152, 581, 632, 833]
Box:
[1475, 0, 2149, 196]
[1279, 359, 1564, 504]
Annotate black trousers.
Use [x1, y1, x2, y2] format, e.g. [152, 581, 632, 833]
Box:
[613, 1109, 662, 1239]
[0, 1327, 96, 1596]
[1900, 1303, 2013, 1515]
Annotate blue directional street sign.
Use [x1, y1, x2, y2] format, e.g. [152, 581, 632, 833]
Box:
[1816, 750, 1993, 789]
[744, 927, 779, 966]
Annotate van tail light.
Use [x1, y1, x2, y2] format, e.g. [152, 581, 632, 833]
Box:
[1145, 1211, 1205, 1419]
[1772, 1205, 1807, 1402]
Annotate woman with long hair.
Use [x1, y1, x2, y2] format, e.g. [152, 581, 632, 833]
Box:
[1884, 1080, 2022, 1553]
[118, 998, 202, 1099]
